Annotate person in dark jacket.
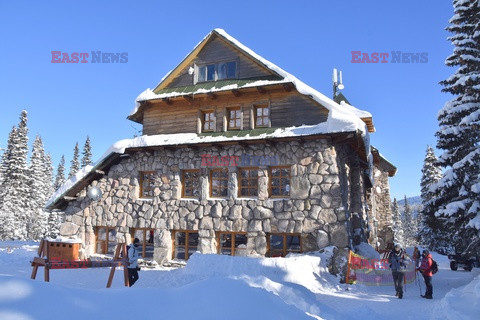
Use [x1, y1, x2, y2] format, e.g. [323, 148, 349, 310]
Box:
[418, 249, 433, 299]
[128, 238, 141, 287]
[388, 243, 408, 299]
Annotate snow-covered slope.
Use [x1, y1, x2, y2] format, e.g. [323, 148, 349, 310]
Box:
[1, 242, 479, 320]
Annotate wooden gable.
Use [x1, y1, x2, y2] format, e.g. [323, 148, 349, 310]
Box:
[155, 30, 283, 92]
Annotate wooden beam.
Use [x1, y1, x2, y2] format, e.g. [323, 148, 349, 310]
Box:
[63, 196, 77, 201]
[162, 98, 173, 105]
[207, 92, 217, 100]
[182, 95, 193, 103]
[231, 89, 242, 97]
[256, 86, 266, 94]
[283, 83, 293, 92]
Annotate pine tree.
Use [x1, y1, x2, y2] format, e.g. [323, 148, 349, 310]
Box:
[391, 198, 404, 247]
[44, 153, 54, 199]
[419, 146, 443, 247]
[68, 142, 80, 179]
[0, 111, 30, 240]
[401, 196, 417, 246]
[81, 136, 92, 168]
[26, 135, 49, 240]
[54, 155, 66, 190]
[432, 0, 480, 252]
[46, 210, 63, 238]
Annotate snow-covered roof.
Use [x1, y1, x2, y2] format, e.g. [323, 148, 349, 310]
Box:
[46, 122, 367, 209]
[130, 28, 371, 137]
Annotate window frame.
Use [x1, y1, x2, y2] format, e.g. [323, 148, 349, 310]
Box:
[210, 168, 229, 198]
[269, 166, 291, 198]
[182, 169, 201, 198]
[238, 167, 259, 197]
[172, 230, 199, 260]
[254, 103, 270, 128]
[267, 233, 302, 257]
[195, 61, 237, 83]
[95, 226, 117, 255]
[201, 110, 216, 132]
[129, 228, 155, 259]
[139, 171, 156, 198]
[226, 106, 242, 130]
[217, 232, 248, 256]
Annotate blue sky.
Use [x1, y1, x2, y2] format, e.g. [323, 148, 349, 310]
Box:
[0, 0, 454, 200]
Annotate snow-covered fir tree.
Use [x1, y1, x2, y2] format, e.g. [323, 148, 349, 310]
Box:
[54, 155, 66, 190]
[401, 195, 418, 246]
[46, 210, 63, 238]
[26, 135, 49, 240]
[391, 198, 404, 247]
[431, 0, 480, 252]
[68, 142, 80, 179]
[81, 136, 92, 168]
[419, 146, 443, 247]
[0, 111, 30, 240]
[44, 153, 54, 198]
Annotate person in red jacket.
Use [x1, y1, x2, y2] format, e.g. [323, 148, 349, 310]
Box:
[418, 249, 433, 299]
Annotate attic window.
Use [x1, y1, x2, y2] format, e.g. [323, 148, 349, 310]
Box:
[197, 61, 236, 82]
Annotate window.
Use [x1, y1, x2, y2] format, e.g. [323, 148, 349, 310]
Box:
[238, 168, 258, 197]
[210, 168, 229, 197]
[217, 232, 247, 256]
[197, 61, 236, 82]
[140, 171, 156, 198]
[130, 228, 154, 259]
[172, 230, 199, 260]
[254, 104, 270, 128]
[202, 110, 215, 132]
[182, 169, 200, 198]
[227, 107, 241, 130]
[270, 166, 290, 197]
[95, 227, 116, 254]
[268, 233, 301, 257]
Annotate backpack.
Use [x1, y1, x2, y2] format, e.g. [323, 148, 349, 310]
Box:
[431, 259, 438, 274]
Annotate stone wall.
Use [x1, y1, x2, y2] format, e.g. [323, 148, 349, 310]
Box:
[367, 167, 394, 250]
[60, 139, 380, 264]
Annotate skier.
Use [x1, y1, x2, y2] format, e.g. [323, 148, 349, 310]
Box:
[388, 243, 408, 299]
[418, 249, 433, 299]
[128, 238, 141, 287]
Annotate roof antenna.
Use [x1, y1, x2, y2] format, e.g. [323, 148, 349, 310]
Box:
[332, 68, 345, 98]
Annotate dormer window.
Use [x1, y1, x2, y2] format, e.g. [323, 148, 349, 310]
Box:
[196, 61, 236, 83]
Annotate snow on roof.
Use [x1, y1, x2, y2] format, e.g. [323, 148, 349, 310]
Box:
[46, 165, 94, 208]
[130, 29, 371, 139]
[339, 101, 372, 119]
[46, 119, 368, 209]
[45, 236, 82, 243]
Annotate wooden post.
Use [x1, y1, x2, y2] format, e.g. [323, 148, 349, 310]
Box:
[106, 244, 121, 288]
[122, 244, 130, 287]
[44, 265, 50, 282]
[345, 250, 352, 284]
[38, 239, 45, 257]
[107, 243, 129, 288]
[44, 239, 50, 282]
[31, 264, 39, 279]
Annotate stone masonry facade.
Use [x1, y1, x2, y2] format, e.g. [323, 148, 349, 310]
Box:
[59, 138, 390, 264]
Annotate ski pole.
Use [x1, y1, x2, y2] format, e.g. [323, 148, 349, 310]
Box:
[416, 271, 422, 295]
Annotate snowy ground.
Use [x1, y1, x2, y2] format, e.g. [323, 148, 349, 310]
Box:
[0, 242, 479, 320]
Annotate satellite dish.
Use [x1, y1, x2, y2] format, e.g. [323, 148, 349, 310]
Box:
[337, 83, 345, 90]
[87, 186, 103, 201]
